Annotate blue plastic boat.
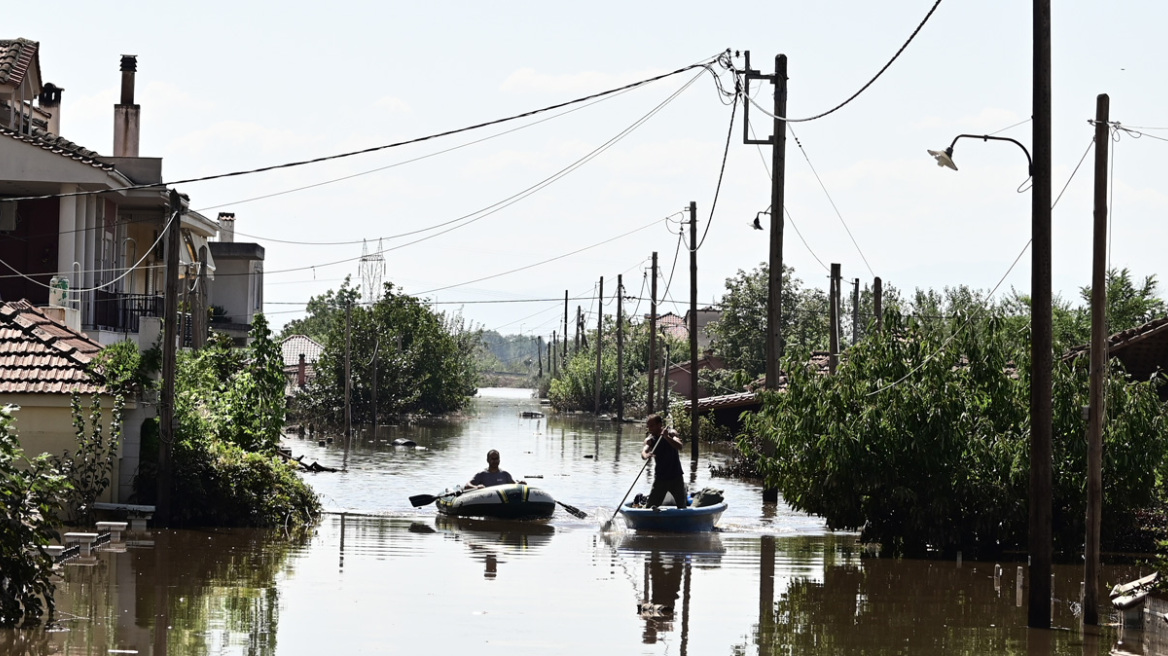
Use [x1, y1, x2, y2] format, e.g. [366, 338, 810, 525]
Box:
[618, 501, 727, 533]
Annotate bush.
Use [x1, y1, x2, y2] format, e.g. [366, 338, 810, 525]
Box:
[0, 406, 68, 627]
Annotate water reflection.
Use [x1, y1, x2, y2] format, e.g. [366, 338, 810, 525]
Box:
[433, 516, 555, 580]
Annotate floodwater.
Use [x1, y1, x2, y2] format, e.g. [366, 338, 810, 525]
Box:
[2, 388, 1160, 655]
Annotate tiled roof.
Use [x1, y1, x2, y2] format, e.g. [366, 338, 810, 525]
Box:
[0, 300, 104, 394]
[281, 334, 324, 367]
[1064, 316, 1168, 385]
[0, 125, 115, 171]
[0, 38, 38, 87]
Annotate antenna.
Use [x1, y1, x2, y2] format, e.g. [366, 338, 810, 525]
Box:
[359, 238, 385, 305]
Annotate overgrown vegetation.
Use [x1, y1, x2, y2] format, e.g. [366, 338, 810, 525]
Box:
[290, 279, 480, 427]
[0, 405, 68, 627]
[52, 393, 123, 525]
[135, 316, 321, 527]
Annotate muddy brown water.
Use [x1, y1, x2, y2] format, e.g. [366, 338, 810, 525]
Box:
[2, 388, 1159, 655]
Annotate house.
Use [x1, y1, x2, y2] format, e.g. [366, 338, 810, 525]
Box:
[208, 213, 264, 346]
[0, 299, 145, 503]
[658, 351, 727, 400]
[0, 40, 218, 349]
[1064, 316, 1168, 400]
[281, 334, 323, 396]
[684, 307, 721, 352]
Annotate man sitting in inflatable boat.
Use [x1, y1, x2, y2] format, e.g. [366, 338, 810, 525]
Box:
[465, 449, 526, 489]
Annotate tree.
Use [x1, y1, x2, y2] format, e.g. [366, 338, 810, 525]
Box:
[277, 277, 361, 342]
[739, 307, 1168, 556]
[295, 282, 480, 426]
[1080, 268, 1166, 333]
[0, 406, 68, 627]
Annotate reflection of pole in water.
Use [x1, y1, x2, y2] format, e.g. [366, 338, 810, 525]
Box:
[641, 551, 683, 644]
[339, 513, 346, 571]
[484, 553, 497, 580]
[759, 535, 775, 637]
[680, 559, 692, 656]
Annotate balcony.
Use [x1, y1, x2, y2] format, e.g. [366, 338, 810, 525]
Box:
[91, 291, 163, 333]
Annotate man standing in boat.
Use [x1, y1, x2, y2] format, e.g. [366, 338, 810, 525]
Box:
[466, 449, 525, 489]
[641, 414, 687, 508]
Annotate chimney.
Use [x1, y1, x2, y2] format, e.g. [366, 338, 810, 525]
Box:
[38, 83, 63, 135]
[218, 212, 235, 243]
[298, 353, 307, 387]
[113, 55, 140, 157]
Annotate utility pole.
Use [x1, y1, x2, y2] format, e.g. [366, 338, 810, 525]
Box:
[595, 276, 603, 415]
[648, 252, 659, 414]
[370, 338, 379, 439]
[829, 264, 840, 374]
[574, 306, 581, 354]
[563, 291, 569, 370]
[343, 301, 352, 470]
[551, 331, 557, 378]
[874, 276, 884, 333]
[537, 336, 543, 378]
[156, 189, 183, 526]
[1029, 0, 1054, 629]
[661, 340, 670, 412]
[1083, 92, 1109, 626]
[688, 201, 699, 459]
[743, 51, 787, 389]
[616, 275, 624, 421]
[852, 278, 860, 345]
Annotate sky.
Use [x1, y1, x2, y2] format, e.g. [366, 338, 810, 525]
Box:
[9, 1, 1167, 339]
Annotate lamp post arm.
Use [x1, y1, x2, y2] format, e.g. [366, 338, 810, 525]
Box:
[949, 134, 1034, 175]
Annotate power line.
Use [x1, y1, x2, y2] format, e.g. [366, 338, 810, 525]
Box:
[741, 0, 944, 123]
[0, 56, 721, 205]
[789, 124, 876, 277]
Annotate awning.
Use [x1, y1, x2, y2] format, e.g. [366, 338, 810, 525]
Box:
[180, 231, 216, 280]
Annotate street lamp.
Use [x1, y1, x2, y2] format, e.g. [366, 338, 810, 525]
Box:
[927, 134, 1033, 176]
[927, 122, 1052, 628]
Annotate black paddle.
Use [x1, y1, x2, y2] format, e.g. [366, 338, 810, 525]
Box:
[409, 491, 454, 507]
[557, 501, 587, 519]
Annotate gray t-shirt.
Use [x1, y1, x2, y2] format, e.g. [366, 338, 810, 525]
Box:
[470, 469, 515, 488]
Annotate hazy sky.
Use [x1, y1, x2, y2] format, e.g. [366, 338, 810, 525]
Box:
[9, 1, 1166, 337]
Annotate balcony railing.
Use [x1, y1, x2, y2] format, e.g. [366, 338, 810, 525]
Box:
[91, 291, 163, 333]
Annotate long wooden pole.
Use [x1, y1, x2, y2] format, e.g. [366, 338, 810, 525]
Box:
[765, 54, 788, 389]
[616, 275, 624, 421]
[688, 201, 699, 459]
[156, 189, 183, 526]
[648, 252, 658, 414]
[595, 276, 603, 414]
[1029, 0, 1054, 629]
[829, 264, 840, 374]
[1083, 92, 1109, 626]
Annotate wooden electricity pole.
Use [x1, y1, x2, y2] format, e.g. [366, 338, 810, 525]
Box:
[829, 264, 840, 374]
[874, 276, 884, 333]
[563, 291, 569, 370]
[647, 252, 658, 414]
[852, 278, 860, 345]
[743, 51, 788, 389]
[595, 276, 603, 414]
[1083, 92, 1109, 626]
[616, 274, 624, 421]
[157, 189, 183, 526]
[688, 201, 699, 459]
[1029, 0, 1054, 629]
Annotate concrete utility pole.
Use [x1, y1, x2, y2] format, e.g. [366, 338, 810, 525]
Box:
[1083, 92, 1109, 626]
[743, 51, 788, 389]
[829, 264, 840, 374]
[595, 276, 603, 414]
[157, 189, 184, 526]
[616, 274, 624, 421]
[1029, 0, 1054, 629]
[648, 252, 659, 414]
[688, 201, 699, 459]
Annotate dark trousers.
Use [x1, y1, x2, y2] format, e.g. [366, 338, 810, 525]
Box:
[647, 476, 687, 509]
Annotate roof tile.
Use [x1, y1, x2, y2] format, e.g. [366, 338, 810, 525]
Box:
[0, 299, 104, 394]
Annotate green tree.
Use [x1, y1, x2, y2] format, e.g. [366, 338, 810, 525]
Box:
[0, 406, 68, 627]
[739, 307, 1168, 556]
[223, 314, 286, 452]
[295, 282, 479, 426]
[277, 277, 361, 342]
[54, 393, 123, 525]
